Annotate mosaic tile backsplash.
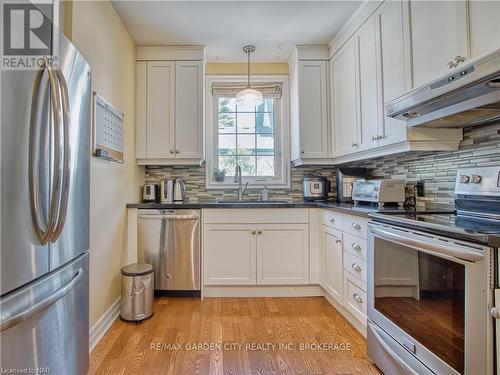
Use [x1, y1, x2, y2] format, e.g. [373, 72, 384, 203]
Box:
[145, 122, 500, 208]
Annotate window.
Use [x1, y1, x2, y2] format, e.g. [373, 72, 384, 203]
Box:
[206, 76, 290, 188]
[217, 97, 276, 177]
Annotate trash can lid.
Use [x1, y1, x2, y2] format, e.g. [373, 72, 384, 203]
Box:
[121, 263, 153, 276]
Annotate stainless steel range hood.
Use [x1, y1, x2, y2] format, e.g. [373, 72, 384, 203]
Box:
[386, 49, 500, 128]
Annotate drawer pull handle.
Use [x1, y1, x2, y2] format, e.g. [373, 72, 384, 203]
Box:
[352, 243, 362, 251]
[352, 263, 362, 272]
[328, 216, 335, 224]
[353, 294, 363, 304]
[351, 223, 362, 230]
[335, 239, 342, 244]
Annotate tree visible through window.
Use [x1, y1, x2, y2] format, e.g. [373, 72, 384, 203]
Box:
[217, 97, 276, 177]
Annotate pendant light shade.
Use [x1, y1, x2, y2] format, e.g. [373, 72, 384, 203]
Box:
[235, 88, 264, 107]
[236, 45, 263, 108]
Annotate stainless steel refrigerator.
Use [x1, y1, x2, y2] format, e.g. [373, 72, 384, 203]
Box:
[0, 27, 91, 374]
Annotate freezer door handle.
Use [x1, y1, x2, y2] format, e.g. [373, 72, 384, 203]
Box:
[0, 268, 84, 332]
[50, 67, 71, 242]
[29, 57, 59, 245]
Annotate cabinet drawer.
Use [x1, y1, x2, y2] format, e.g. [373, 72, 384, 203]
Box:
[344, 273, 367, 325]
[343, 233, 367, 260]
[343, 252, 367, 284]
[321, 210, 343, 230]
[342, 215, 369, 239]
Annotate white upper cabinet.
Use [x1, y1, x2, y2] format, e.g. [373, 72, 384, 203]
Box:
[331, 38, 359, 157]
[175, 61, 203, 159]
[136, 46, 205, 165]
[356, 16, 381, 152]
[146, 61, 175, 159]
[289, 47, 329, 163]
[374, 0, 410, 147]
[469, 0, 500, 59]
[409, 0, 469, 88]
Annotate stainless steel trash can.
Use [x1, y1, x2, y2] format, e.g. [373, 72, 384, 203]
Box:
[120, 263, 154, 322]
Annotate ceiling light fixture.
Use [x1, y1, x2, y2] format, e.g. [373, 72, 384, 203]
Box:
[236, 45, 263, 108]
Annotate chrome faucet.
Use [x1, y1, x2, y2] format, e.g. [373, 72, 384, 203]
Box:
[234, 165, 249, 201]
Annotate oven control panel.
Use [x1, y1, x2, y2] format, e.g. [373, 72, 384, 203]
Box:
[455, 167, 500, 196]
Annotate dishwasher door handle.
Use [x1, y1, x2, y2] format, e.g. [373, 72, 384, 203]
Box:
[138, 214, 199, 220]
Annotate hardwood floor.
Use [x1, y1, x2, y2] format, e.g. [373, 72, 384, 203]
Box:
[89, 297, 380, 375]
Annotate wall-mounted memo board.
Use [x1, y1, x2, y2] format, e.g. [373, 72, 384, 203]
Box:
[93, 92, 124, 163]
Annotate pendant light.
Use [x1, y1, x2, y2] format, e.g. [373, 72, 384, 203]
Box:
[236, 45, 264, 108]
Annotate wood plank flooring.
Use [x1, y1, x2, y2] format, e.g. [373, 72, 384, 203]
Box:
[89, 297, 381, 375]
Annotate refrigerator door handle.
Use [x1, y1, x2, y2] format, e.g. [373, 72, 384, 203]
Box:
[50, 68, 71, 242]
[29, 57, 60, 245]
[0, 267, 84, 332]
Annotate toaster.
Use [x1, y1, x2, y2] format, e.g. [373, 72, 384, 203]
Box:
[352, 179, 406, 207]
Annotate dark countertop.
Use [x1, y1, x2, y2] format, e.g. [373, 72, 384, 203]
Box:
[126, 200, 415, 218]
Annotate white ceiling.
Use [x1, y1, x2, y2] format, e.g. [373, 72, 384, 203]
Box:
[112, 1, 360, 62]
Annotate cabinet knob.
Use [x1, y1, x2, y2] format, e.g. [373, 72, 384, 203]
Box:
[170, 149, 174, 154]
[352, 243, 362, 251]
[377, 134, 384, 140]
[352, 263, 362, 272]
[351, 143, 358, 147]
[301, 150, 305, 154]
[351, 222, 362, 230]
[455, 55, 466, 64]
[371, 136, 377, 141]
[258, 230, 262, 235]
[335, 239, 342, 244]
[447, 61, 458, 69]
[251, 230, 256, 235]
[328, 216, 335, 224]
[353, 294, 363, 304]
[175, 149, 180, 154]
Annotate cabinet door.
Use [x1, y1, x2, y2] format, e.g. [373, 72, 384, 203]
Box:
[332, 39, 359, 157]
[410, 0, 469, 88]
[136, 61, 147, 159]
[175, 61, 203, 159]
[146, 61, 175, 158]
[256, 224, 309, 284]
[356, 16, 381, 151]
[375, 0, 409, 146]
[298, 61, 329, 158]
[203, 224, 257, 285]
[469, 1, 500, 59]
[321, 226, 343, 304]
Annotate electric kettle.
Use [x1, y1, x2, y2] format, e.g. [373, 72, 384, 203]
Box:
[173, 179, 186, 202]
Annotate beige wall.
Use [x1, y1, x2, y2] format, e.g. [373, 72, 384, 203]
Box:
[205, 62, 289, 75]
[71, 1, 143, 327]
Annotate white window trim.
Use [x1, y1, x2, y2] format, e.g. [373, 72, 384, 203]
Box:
[205, 75, 290, 190]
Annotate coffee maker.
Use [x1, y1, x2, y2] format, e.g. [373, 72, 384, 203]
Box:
[336, 168, 367, 203]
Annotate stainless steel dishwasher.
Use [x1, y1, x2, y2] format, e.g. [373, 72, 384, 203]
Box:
[137, 209, 200, 293]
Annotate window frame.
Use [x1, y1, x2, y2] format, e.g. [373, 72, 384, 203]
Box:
[205, 75, 290, 189]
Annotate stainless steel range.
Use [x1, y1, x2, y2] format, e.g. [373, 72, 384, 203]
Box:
[367, 166, 500, 375]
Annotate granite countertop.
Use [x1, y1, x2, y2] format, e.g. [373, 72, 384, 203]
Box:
[126, 200, 410, 218]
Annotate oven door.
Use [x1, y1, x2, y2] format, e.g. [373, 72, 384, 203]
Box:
[367, 222, 493, 375]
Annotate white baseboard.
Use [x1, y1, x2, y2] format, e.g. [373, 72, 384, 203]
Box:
[89, 297, 121, 352]
[203, 285, 324, 297]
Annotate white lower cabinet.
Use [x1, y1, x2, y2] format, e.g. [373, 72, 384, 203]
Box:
[320, 225, 343, 304]
[203, 219, 309, 286]
[203, 224, 257, 285]
[257, 224, 309, 285]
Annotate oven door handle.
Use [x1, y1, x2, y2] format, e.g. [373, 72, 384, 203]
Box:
[370, 226, 484, 262]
